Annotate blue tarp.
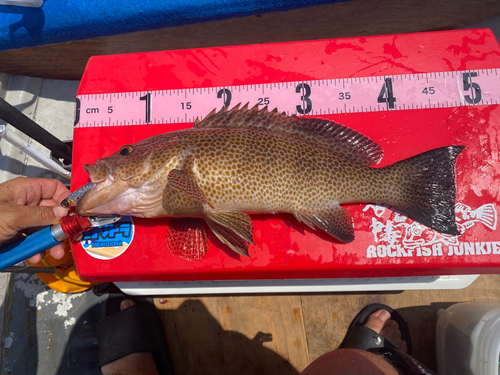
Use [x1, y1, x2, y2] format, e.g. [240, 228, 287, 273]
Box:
[0, 0, 351, 51]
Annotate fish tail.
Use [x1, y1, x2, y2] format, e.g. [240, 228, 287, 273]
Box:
[384, 146, 465, 235]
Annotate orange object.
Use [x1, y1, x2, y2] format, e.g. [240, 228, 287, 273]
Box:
[27, 240, 93, 293]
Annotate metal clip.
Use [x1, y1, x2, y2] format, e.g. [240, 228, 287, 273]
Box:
[87, 215, 122, 228]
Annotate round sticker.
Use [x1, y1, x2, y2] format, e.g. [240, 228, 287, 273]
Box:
[81, 216, 135, 260]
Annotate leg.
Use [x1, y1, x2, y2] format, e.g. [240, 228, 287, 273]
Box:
[100, 300, 164, 375]
[301, 308, 405, 375]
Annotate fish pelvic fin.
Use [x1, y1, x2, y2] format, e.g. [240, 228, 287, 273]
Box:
[384, 146, 465, 235]
[194, 103, 383, 166]
[166, 218, 209, 261]
[204, 210, 254, 257]
[295, 205, 355, 243]
[166, 169, 214, 208]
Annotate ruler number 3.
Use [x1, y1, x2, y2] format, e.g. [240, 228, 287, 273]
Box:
[296, 83, 312, 114]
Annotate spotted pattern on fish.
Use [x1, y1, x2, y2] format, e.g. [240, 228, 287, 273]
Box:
[77, 104, 463, 258]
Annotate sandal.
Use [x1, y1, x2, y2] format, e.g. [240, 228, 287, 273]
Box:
[97, 301, 175, 374]
[338, 303, 413, 355]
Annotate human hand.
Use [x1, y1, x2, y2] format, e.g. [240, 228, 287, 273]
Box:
[0, 177, 70, 264]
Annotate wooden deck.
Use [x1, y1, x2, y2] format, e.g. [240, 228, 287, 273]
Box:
[155, 274, 500, 374]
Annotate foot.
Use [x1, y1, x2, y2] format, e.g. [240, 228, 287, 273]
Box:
[101, 300, 160, 375]
[363, 309, 408, 353]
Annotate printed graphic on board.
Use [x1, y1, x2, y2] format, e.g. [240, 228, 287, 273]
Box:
[364, 203, 498, 259]
[81, 216, 135, 260]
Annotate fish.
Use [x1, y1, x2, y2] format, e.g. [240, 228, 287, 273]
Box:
[76, 104, 464, 260]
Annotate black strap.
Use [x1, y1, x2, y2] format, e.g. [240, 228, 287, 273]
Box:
[97, 304, 174, 374]
[338, 303, 413, 355]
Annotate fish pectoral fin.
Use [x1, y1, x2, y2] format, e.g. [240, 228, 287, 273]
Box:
[166, 218, 209, 261]
[294, 205, 354, 243]
[204, 210, 254, 256]
[166, 169, 214, 209]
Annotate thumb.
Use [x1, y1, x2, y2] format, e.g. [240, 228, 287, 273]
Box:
[11, 205, 69, 230]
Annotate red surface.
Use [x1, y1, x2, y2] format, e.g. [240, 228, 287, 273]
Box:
[72, 29, 500, 282]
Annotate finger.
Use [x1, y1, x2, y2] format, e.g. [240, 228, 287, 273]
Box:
[8, 205, 69, 231]
[28, 179, 71, 205]
[29, 252, 45, 264]
[48, 243, 65, 260]
[0, 178, 70, 206]
[28, 243, 66, 265]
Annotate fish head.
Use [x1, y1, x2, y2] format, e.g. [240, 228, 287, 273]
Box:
[77, 136, 177, 216]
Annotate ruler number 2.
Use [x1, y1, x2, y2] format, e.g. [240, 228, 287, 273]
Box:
[217, 89, 232, 107]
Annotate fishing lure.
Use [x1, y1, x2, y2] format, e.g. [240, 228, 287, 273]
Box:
[61, 182, 94, 208]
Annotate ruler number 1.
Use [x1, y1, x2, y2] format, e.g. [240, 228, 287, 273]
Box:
[378, 78, 396, 109]
[463, 72, 482, 104]
[140, 93, 151, 123]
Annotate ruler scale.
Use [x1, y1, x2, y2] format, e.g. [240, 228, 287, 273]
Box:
[75, 69, 499, 128]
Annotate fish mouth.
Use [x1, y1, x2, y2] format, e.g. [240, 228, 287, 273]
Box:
[76, 176, 165, 217]
[76, 177, 130, 216]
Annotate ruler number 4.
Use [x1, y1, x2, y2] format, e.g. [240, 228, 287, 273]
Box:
[378, 78, 396, 109]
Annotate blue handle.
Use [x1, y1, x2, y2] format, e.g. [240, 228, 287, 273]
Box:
[0, 226, 61, 270]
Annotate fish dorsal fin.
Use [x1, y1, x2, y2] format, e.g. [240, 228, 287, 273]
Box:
[193, 103, 383, 166]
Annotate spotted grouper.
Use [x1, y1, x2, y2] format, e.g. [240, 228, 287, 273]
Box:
[76, 104, 464, 260]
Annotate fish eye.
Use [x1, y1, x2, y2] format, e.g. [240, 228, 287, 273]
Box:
[119, 145, 134, 156]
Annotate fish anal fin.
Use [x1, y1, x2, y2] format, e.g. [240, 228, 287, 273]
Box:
[166, 218, 209, 261]
[193, 104, 383, 166]
[204, 210, 254, 256]
[166, 169, 214, 208]
[295, 205, 354, 243]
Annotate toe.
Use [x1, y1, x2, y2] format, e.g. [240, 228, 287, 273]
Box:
[120, 299, 137, 310]
[381, 324, 403, 350]
[363, 309, 391, 334]
[363, 308, 408, 354]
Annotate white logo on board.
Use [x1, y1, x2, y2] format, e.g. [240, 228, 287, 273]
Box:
[364, 203, 499, 258]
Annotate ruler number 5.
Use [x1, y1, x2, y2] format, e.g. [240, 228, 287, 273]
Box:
[463, 72, 482, 104]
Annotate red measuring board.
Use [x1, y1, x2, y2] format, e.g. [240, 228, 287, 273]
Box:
[72, 29, 500, 282]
